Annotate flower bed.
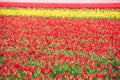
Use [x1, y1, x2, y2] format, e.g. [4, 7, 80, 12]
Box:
[0, 7, 120, 80]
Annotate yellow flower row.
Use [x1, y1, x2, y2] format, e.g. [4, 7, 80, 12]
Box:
[0, 8, 120, 18]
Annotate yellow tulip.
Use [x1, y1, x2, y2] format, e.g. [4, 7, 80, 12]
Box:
[0, 8, 120, 18]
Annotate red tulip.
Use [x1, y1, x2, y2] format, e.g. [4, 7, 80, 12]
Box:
[22, 77, 27, 80]
[82, 70, 86, 78]
[48, 68, 53, 73]
[28, 50, 35, 55]
[56, 74, 62, 80]
[96, 73, 104, 78]
[40, 68, 46, 73]
[88, 74, 94, 79]
[14, 73, 18, 78]
[0, 30, 2, 35]
[75, 75, 80, 80]
[27, 72, 32, 80]
[64, 72, 70, 79]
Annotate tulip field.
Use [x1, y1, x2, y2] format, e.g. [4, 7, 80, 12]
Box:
[0, 3, 120, 80]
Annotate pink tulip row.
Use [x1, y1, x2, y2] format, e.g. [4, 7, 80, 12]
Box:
[0, 2, 120, 9]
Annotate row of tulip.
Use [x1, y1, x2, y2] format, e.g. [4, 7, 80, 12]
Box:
[0, 8, 120, 18]
[0, 2, 120, 9]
